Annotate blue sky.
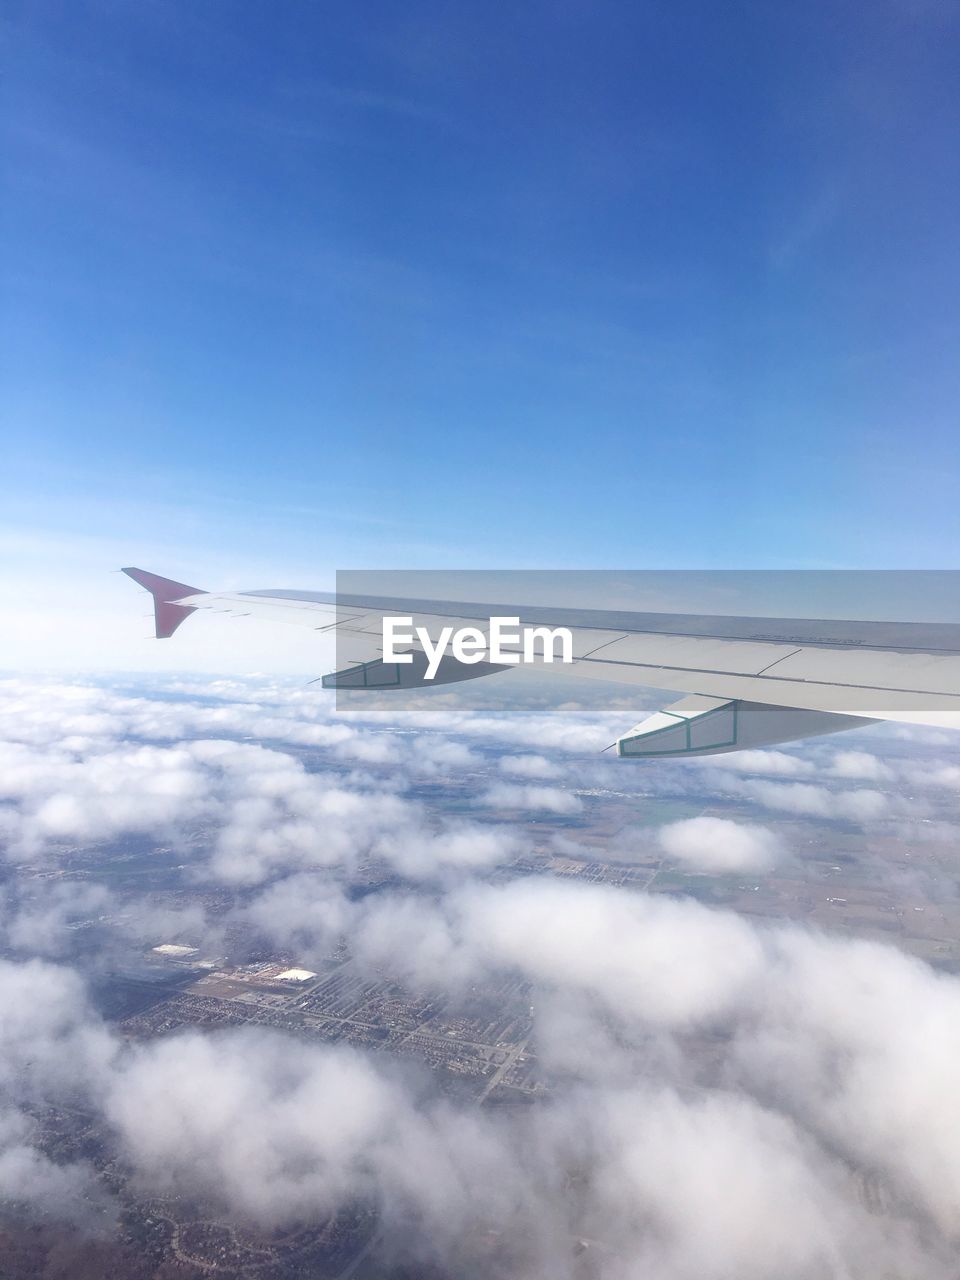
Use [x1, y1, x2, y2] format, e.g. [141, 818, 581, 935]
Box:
[3, 0, 960, 619]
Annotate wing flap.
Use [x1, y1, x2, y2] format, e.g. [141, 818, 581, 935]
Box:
[321, 652, 512, 690]
[617, 696, 873, 758]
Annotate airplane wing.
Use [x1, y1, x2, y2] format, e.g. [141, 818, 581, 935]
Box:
[122, 567, 960, 758]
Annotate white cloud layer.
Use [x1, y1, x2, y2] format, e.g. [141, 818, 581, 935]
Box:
[1, 675, 960, 1276]
[3, 885, 960, 1277]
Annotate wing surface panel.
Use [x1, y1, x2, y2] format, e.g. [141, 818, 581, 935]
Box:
[123, 572, 960, 746]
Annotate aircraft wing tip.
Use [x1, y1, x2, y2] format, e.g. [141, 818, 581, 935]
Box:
[121, 566, 206, 638]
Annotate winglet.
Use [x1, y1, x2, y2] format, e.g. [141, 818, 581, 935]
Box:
[122, 567, 206, 639]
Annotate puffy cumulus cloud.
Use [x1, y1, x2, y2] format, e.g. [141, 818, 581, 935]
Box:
[564, 1086, 930, 1280]
[0, 874, 217, 971]
[0, 737, 213, 859]
[352, 879, 767, 1027]
[0, 958, 115, 1097]
[733, 930, 960, 1240]
[203, 752, 411, 885]
[350, 884, 960, 1262]
[0, 1108, 112, 1227]
[0, 959, 118, 1228]
[348, 706, 621, 755]
[889, 724, 959, 748]
[102, 1028, 946, 1280]
[467, 881, 763, 1027]
[0, 684, 438, 807]
[243, 874, 352, 953]
[725, 777, 891, 821]
[374, 822, 523, 879]
[0, 674, 626, 761]
[0, 726, 519, 887]
[204, 747, 519, 885]
[478, 782, 583, 814]
[406, 734, 479, 776]
[657, 815, 783, 873]
[499, 753, 565, 780]
[829, 751, 895, 782]
[0, 880, 113, 956]
[104, 1030, 553, 1270]
[0, 676, 384, 759]
[903, 761, 960, 790]
[928, 764, 960, 788]
[700, 749, 816, 777]
[106, 1032, 411, 1220]
[0, 677, 622, 894]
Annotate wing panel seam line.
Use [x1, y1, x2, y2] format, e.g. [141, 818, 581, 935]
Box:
[754, 647, 804, 675]
[577, 655, 960, 700]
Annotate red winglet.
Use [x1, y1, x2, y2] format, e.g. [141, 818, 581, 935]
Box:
[122, 567, 206, 639]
